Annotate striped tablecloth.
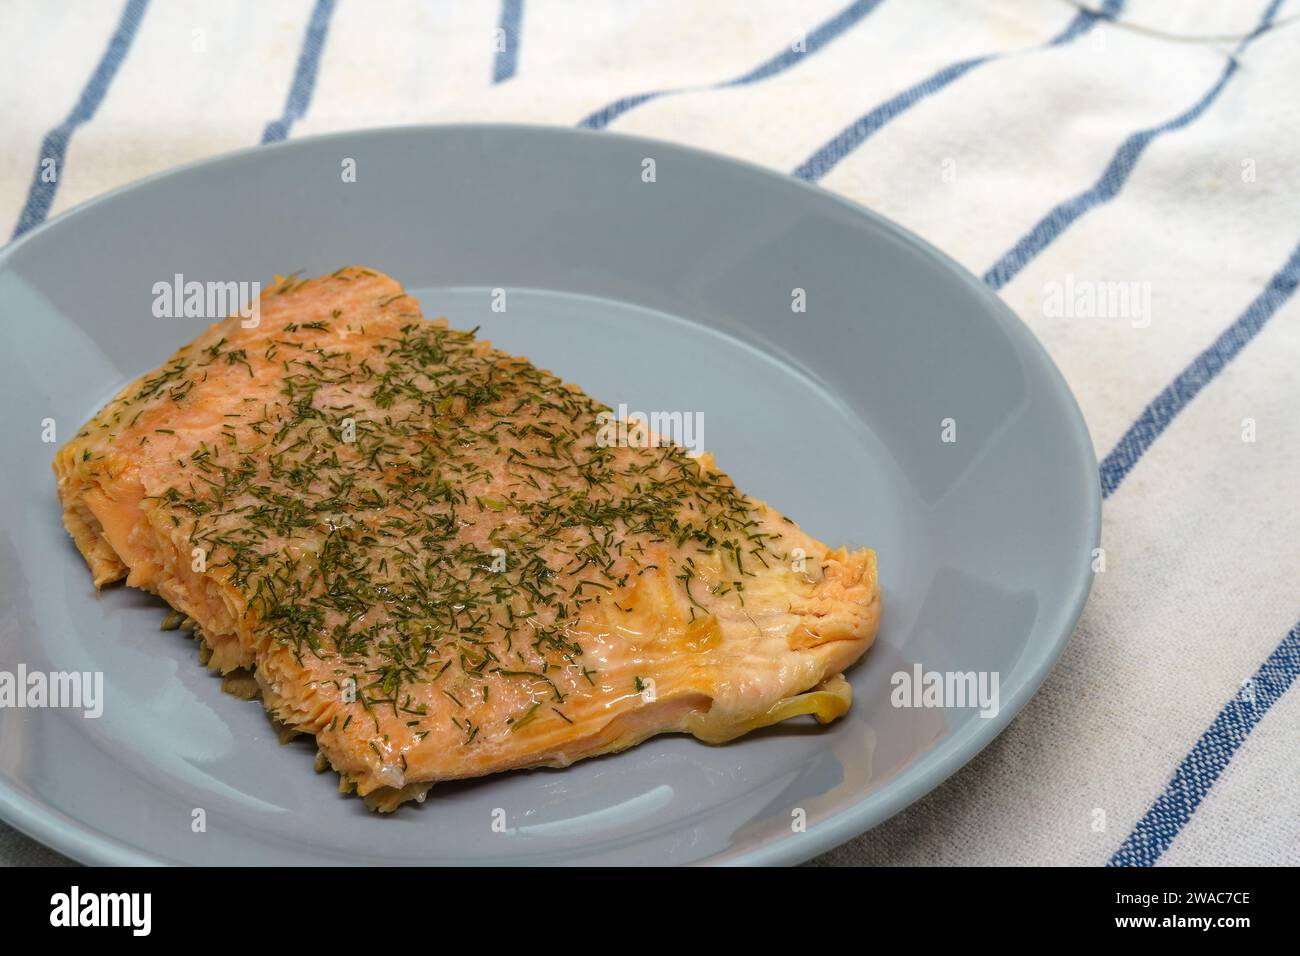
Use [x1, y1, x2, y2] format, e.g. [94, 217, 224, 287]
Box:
[3, 0, 1297, 867]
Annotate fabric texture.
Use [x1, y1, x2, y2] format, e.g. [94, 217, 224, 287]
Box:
[2, 0, 1298, 867]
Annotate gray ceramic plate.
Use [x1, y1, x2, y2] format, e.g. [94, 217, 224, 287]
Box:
[0, 125, 1098, 866]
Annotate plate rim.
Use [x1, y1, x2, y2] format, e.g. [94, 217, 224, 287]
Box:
[0, 122, 1102, 867]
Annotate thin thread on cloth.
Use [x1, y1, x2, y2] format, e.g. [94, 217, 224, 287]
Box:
[1061, 0, 1300, 44]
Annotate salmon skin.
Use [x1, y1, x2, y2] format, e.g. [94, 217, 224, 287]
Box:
[54, 267, 880, 810]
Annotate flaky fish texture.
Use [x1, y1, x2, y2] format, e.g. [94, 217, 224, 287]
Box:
[54, 267, 880, 809]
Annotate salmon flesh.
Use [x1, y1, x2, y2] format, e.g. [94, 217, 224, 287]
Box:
[53, 267, 880, 810]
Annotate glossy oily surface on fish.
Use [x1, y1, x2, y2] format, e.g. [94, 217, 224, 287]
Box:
[53, 267, 880, 809]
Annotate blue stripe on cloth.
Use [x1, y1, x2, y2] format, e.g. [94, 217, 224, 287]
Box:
[261, 0, 337, 144]
[1099, 239, 1300, 498]
[982, 0, 1286, 291]
[1108, 617, 1300, 866]
[11, 0, 149, 240]
[793, 0, 1122, 181]
[577, 0, 884, 130]
[493, 0, 524, 83]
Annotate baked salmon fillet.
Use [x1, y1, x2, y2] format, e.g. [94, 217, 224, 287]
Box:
[53, 267, 880, 810]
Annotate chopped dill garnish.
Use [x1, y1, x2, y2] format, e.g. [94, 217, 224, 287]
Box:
[83, 271, 783, 753]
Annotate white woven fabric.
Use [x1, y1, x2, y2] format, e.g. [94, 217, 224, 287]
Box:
[2, 0, 1297, 866]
